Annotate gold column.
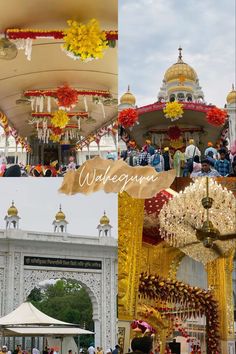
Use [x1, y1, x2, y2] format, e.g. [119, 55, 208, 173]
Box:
[207, 251, 235, 352]
[118, 192, 145, 320]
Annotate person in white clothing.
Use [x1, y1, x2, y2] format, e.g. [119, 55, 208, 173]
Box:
[184, 139, 201, 160]
[87, 345, 96, 354]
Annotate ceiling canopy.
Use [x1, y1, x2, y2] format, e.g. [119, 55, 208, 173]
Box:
[0, 0, 118, 141]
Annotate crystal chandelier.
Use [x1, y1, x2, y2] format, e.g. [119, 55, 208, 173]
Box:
[159, 178, 236, 265]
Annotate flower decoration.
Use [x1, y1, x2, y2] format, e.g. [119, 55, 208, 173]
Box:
[51, 127, 63, 136]
[167, 125, 181, 140]
[118, 108, 138, 128]
[0, 112, 10, 136]
[56, 85, 78, 108]
[170, 137, 184, 150]
[139, 273, 220, 354]
[63, 19, 108, 61]
[206, 107, 227, 126]
[131, 320, 156, 334]
[50, 134, 61, 143]
[163, 102, 184, 121]
[51, 110, 69, 129]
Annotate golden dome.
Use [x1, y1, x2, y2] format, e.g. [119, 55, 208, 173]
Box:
[164, 47, 198, 83]
[120, 85, 136, 105]
[55, 205, 66, 221]
[7, 201, 18, 216]
[100, 211, 110, 225]
[226, 84, 236, 104]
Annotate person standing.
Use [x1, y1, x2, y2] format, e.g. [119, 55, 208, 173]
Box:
[173, 149, 185, 177]
[150, 150, 164, 172]
[87, 344, 95, 354]
[214, 149, 230, 176]
[112, 345, 120, 354]
[162, 147, 172, 171]
[144, 140, 155, 156]
[184, 139, 201, 176]
[67, 156, 76, 170]
[137, 148, 151, 166]
[204, 142, 217, 158]
[190, 155, 202, 177]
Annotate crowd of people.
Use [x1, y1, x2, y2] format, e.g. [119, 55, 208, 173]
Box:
[0, 156, 79, 177]
[120, 139, 236, 177]
[0, 344, 120, 354]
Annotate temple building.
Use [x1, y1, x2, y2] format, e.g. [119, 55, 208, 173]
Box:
[119, 48, 236, 153]
[118, 177, 236, 354]
[0, 205, 117, 351]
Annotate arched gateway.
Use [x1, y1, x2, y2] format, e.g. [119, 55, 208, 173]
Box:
[0, 204, 117, 349]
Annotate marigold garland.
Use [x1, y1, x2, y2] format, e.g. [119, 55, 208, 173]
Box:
[118, 108, 138, 128]
[170, 137, 185, 150]
[51, 110, 69, 129]
[50, 134, 61, 143]
[6, 28, 118, 41]
[163, 102, 184, 121]
[56, 85, 78, 108]
[63, 19, 108, 61]
[51, 127, 63, 135]
[206, 107, 227, 127]
[0, 112, 10, 135]
[139, 273, 220, 354]
[24, 88, 111, 98]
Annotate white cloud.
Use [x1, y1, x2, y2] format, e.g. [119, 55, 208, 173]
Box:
[119, 0, 236, 107]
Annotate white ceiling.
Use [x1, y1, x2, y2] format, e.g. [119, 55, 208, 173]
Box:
[0, 0, 118, 138]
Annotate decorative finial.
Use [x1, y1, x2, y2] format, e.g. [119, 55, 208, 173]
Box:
[178, 45, 183, 61]
[59, 204, 62, 211]
[104, 210, 106, 216]
[232, 83, 235, 91]
[127, 85, 130, 92]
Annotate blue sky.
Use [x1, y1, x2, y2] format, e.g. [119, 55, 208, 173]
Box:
[119, 0, 235, 107]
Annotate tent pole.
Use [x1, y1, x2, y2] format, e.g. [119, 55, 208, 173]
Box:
[61, 337, 63, 354]
[77, 335, 80, 354]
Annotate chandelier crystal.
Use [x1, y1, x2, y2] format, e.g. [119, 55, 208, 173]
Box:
[159, 178, 236, 265]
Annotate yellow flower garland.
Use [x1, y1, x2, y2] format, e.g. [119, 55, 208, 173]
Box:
[50, 134, 61, 143]
[51, 110, 69, 128]
[163, 102, 184, 121]
[63, 19, 108, 61]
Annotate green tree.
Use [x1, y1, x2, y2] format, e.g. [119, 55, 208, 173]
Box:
[27, 279, 94, 347]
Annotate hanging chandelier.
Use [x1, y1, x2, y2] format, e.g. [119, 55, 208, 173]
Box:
[159, 178, 236, 264]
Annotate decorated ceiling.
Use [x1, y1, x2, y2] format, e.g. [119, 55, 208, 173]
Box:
[0, 0, 118, 145]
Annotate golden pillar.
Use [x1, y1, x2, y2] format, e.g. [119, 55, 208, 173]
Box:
[118, 192, 145, 320]
[207, 251, 235, 353]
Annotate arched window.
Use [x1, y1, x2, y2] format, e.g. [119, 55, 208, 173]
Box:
[187, 94, 192, 102]
[177, 93, 185, 101]
[170, 94, 175, 102]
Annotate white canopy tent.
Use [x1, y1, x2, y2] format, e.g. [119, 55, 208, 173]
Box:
[0, 302, 74, 327]
[3, 327, 93, 337]
[0, 302, 93, 353]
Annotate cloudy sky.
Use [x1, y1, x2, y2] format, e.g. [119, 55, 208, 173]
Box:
[0, 179, 117, 237]
[119, 0, 235, 107]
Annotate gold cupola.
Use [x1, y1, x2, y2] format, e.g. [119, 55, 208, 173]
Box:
[164, 47, 198, 83]
[120, 85, 136, 105]
[226, 84, 236, 104]
[100, 211, 110, 225]
[7, 201, 18, 216]
[55, 205, 66, 221]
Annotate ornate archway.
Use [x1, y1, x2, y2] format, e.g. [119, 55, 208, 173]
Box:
[139, 273, 220, 354]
